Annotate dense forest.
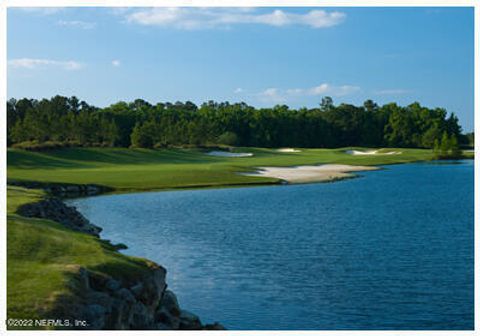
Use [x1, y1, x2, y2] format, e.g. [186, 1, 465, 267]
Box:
[7, 95, 472, 150]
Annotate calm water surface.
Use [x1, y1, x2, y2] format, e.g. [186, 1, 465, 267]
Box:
[69, 161, 474, 330]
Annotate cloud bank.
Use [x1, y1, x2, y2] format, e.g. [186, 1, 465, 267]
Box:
[250, 83, 360, 103]
[57, 20, 96, 30]
[126, 8, 346, 30]
[16, 7, 64, 16]
[8, 58, 83, 70]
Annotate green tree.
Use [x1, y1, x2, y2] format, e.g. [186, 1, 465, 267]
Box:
[434, 131, 462, 159]
[217, 131, 238, 146]
[449, 134, 462, 158]
[320, 96, 334, 112]
[7, 95, 469, 152]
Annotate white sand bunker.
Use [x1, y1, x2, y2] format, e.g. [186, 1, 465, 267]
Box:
[207, 151, 253, 157]
[242, 164, 378, 184]
[276, 148, 301, 153]
[346, 149, 401, 155]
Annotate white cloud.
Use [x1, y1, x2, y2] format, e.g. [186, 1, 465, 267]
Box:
[374, 89, 409, 95]
[126, 8, 346, 30]
[8, 58, 83, 71]
[298, 10, 347, 28]
[257, 88, 286, 103]
[234, 87, 244, 94]
[308, 84, 360, 96]
[16, 7, 64, 16]
[111, 60, 121, 67]
[57, 20, 96, 30]
[254, 83, 360, 103]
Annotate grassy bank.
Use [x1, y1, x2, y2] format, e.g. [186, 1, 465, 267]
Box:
[7, 186, 156, 326]
[8, 147, 439, 192]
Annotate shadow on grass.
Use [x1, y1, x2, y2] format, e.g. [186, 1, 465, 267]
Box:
[7, 150, 93, 169]
[8, 148, 229, 169]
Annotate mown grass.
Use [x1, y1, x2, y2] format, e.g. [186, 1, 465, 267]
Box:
[7, 147, 440, 192]
[7, 186, 155, 325]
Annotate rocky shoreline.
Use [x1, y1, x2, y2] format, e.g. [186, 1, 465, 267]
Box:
[53, 263, 224, 330]
[11, 181, 224, 330]
[8, 179, 113, 197]
[17, 197, 104, 237]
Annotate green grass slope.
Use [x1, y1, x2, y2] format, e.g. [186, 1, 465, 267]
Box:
[8, 147, 436, 192]
[7, 186, 155, 325]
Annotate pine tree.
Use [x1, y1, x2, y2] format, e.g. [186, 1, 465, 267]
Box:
[449, 134, 462, 158]
[440, 131, 450, 158]
[433, 138, 440, 159]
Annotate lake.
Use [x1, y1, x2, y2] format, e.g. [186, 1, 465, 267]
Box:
[69, 161, 474, 330]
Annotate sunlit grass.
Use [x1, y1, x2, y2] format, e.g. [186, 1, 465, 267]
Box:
[7, 147, 440, 191]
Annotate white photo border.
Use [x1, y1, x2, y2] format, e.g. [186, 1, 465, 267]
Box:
[0, 1, 477, 335]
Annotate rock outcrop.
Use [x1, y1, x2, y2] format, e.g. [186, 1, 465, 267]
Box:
[54, 264, 224, 330]
[17, 197, 103, 236]
[8, 179, 113, 197]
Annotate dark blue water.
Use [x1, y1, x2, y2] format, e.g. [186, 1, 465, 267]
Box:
[69, 161, 474, 330]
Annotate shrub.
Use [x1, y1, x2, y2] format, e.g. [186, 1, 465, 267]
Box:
[217, 131, 238, 146]
[433, 132, 463, 160]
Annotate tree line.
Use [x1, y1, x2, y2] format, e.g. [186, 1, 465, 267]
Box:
[7, 95, 470, 150]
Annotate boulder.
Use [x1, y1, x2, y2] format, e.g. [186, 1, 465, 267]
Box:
[105, 279, 121, 292]
[113, 288, 136, 303]
[161, 290, 180, 315]
[204, 322, 227, 330]
[179, 310, 202, 330]
[130, 302, 153, 329]
[84, 304, 107, 329]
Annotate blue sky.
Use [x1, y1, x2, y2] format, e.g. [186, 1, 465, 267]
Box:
[7, 7, 474, 131]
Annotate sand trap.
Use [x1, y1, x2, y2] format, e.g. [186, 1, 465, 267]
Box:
[242, 164, 378, 184]
[277, 148, 301, 153]
[207, 151, 253, 157]
[346, 149, 401, 155]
